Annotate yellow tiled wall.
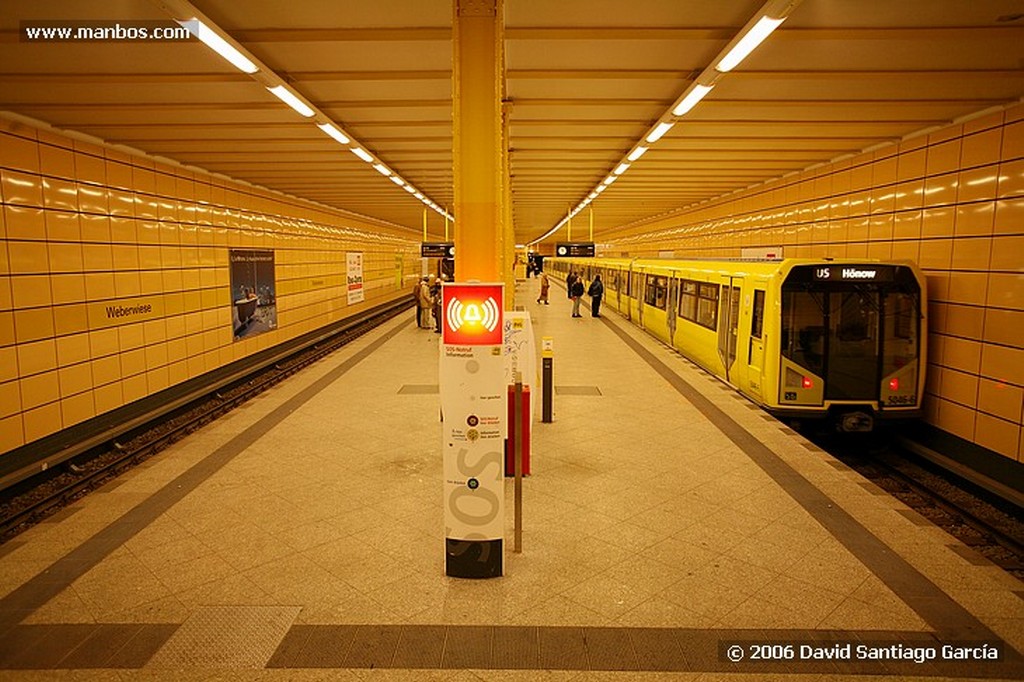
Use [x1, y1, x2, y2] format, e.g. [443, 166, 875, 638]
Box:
[0, 118, 423, 455]
[606, 103, 1024, 463]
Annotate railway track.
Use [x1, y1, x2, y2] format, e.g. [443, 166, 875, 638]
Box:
[0, 304, 408, 543]
[817, 433, 1024, 580]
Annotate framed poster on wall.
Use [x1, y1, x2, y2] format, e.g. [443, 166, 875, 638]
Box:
[229, 249, 277, 340]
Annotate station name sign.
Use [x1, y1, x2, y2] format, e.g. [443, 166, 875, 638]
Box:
[422, 242, 455, 258]
[813, 265, 894, 282]
[555, 241, 595, 257]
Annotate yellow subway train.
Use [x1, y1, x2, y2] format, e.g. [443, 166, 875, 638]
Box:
[546, 256, 927, 431]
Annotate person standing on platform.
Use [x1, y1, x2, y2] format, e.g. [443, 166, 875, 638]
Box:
[570, 275, 585, 317]
[588, 273, 604, 317]
[417, 277, 433, 328]
[566, 270, 577, 299]
[536, 271, 550, 304]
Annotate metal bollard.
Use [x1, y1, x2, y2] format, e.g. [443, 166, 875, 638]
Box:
[541, 337, 553, 423]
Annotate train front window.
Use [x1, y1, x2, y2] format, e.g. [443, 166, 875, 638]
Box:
[781, 290, 825, 376]
[826, 288, 880, 399]
[883, 291, 919, 376]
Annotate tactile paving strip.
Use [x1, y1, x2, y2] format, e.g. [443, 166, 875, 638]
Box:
[146, 605, 300, 669]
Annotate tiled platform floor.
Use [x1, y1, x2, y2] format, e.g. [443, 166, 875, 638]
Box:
[0, 279, 1022, 680]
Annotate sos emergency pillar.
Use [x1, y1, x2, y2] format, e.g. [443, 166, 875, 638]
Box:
[439, 283, 505, 578]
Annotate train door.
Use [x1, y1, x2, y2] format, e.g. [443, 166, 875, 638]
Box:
[666, 278, 678, 345]
[716, 278, 741, 383]
[625, 269, 634, 320]
[636, 272, 646, 327]
[747, 288, 766, 399]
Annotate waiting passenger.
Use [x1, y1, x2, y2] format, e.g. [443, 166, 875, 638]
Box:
[417, 277, 433, 329]
[588, 274, 604, 317]
[536, 271, 550, 305]
[570, 276, 585, 317]
[566, 270, 577, 299]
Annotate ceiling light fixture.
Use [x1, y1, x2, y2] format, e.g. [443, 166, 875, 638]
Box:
[182, 19, 257, 74]
[627, 147, 648, 162]
[166, 4, 449, 222]
[672, 83, 714, 117]
[267, 85, 314, 117]
[317, 122, 349, 145]
[716, 15, 784, 72]
[646, 122, 674, 143]
[531, 0, 804, 247]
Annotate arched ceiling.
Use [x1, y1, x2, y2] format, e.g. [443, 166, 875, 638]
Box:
[1, 0, 1022, 244]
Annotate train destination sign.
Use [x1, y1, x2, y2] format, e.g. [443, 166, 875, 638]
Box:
[555, 241, 595, 257]
[421, 242, 455, 258]
[812, 265, 894, 282]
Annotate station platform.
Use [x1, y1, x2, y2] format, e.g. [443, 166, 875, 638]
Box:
[0, 278, 1021, 680]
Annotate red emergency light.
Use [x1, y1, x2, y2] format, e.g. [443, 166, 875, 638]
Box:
[442, 283, 504, 345]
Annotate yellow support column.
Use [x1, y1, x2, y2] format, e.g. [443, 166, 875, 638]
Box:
[452, 0, 505, 285]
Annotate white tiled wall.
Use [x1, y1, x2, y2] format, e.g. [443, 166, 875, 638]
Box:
[606, 104, 1024, 463]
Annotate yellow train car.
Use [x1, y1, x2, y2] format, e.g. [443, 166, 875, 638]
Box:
[547, 256, 927, 431]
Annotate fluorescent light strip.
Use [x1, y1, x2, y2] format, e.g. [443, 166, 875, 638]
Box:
[317, 123, 349, 144]
[351, 147, 373, 163]
[614, 162, 630, 175]
[672, 83, 713, 117]
[646, 121, 674, 143]
[627, 146, 648, 162]
[183, 19, 257, 74]
[716, 15, 784, 72]
[602, 175, 617, 186]
[180, 18, 446, 222]
[267, 85, 314, 117]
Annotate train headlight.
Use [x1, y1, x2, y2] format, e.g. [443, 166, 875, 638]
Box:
[801, 377, 813, 389]
[889, 377, 899, 391]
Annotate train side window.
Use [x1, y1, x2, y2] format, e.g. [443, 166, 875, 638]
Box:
[679, 280, 697, 321]
[697, 283, 719, 330]
[645, 275, 668, 309]
[751, 290, 765, 339]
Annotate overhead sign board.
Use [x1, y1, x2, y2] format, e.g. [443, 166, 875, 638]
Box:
[422, 242, 455, 258]
[555, 242, 595, 257]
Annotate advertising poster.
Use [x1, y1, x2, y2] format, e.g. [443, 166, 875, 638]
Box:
[347, 252, 364, 304]
[229, 249, 277, 340]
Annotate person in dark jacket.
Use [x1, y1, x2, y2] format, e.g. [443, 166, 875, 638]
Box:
[570, 276, 585, 317]
[566, 270, 577, 299]
[588, 274, 604, 317]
